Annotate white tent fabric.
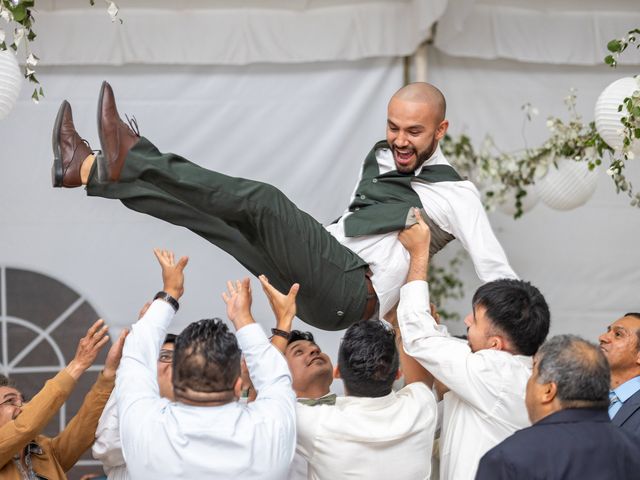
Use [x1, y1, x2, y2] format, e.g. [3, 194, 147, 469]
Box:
[32, 0, 448, 65]
[435, 0, 640, 65]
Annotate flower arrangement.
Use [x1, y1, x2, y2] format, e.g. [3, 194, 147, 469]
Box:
[604, 29, 640, 206]
[0, 0, 120, 101]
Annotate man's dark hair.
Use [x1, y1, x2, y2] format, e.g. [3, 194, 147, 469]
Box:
[472, 279, 550, 356]
[536, 334, 610, 409]
[0, 374, 15, 388]
[173, 319, 241, 397]
[623, 313, 640, 348]
[287, 330, 314, 346]
[337, 320, 399, 398]
[164, 333, 178, 345]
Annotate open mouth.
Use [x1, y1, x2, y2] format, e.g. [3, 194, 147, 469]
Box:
[308, 357, 326, 367]
[393, 148, 416, 167]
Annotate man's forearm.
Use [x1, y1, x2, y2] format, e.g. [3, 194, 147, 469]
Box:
[406, 251, 429, 283]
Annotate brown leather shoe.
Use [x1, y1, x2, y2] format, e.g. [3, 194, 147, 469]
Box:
[51, 100, 92, 188]
[96, 81, 140, 182]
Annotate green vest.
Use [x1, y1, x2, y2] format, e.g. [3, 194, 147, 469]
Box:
[343, 140, 463, 257]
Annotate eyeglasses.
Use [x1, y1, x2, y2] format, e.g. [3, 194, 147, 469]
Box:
[0, 397, 23, 408]
[158, 349, 174, 364]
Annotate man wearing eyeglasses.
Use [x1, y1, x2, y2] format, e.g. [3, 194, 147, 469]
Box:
[92, 332, 178, 480]
[0, 320, 126, 480]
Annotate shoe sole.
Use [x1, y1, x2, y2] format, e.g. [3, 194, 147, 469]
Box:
[96, 81, 108, 182]
[51, 100, 70, 187]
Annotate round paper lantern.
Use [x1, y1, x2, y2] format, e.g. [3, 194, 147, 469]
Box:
[537, 158, 598, 211]
[595, 77, 640, 156]
[497, 184, 540, 216]
[0, 49, 23, 120]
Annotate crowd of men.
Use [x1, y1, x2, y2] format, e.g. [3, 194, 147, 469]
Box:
[2, 240, 639, 479]
[1, 80, 639, 479]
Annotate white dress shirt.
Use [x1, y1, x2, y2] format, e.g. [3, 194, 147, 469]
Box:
[92, 392, 128, 480]
[398, 281, 532, 480]
[325, 145, 517, 318]
[296, 383, 437, 480]
[115, 300, 296, 480]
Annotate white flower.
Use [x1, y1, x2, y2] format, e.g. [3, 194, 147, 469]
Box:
[107, 2, 119, 22]
[13, 27, 24, 47]
[626, 151, 635, 160]
[0, 8, 12, 23]
[606, 167, 615, 176]
[25, 66, 34, 76]
[26, 53, 38, 67]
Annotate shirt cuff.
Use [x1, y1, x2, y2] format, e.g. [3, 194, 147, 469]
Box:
[235, 323, 268, 350]
[399, 280, 431, 311]
[144, 298, 176, 327]
[52, 369, 77, 395]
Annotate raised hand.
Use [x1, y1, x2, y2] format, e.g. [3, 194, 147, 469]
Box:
[66, 319, 111, 380]
[103, 329, 129, 380]
[398, 208, 431, 257]
[153, 248, 189, 300]
[259, 275, 299, 329]
[222, 278, 255, 331]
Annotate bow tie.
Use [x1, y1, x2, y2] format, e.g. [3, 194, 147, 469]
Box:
[298, 394, 337, 406]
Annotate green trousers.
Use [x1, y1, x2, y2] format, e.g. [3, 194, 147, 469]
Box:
[87, 137, 368, 331]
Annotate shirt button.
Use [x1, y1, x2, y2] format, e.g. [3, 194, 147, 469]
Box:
[337, 310, 344, 317]
[360, 194, 366, 200]
[372, 179, 378, 183]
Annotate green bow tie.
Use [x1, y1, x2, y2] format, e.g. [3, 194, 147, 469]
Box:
[297, 394, 337, 406]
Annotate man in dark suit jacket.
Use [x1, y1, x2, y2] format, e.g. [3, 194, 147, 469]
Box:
[476, 335, 640, 480]
[599, 312, 640, 435]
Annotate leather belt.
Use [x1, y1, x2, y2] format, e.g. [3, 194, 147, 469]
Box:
[361, 271, 378, 320]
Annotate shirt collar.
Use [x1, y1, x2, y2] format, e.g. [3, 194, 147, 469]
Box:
[337, 390, 397, 409]
[612, 375, 640, 403]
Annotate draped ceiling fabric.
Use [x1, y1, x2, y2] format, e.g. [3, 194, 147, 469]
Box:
[1, 0, 639, 392]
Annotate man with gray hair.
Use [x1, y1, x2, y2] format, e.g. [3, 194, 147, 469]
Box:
[476, 335, 640, 479]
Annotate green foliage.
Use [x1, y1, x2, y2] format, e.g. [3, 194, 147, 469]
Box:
[0, 0, 120, 101]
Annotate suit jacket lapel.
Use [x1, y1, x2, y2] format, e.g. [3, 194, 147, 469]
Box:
[612, 389, 640, 427]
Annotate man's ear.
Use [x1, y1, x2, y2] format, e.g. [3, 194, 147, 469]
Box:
[540, 382, 557, 404]
[395, 369, 402, 381]
[435, 120, 449, 141]
[333, 366, 341, 379]
[233, 376, 243, 399]
[489, 335, 504, 351]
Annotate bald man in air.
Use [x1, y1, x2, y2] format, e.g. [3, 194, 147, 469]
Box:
[52, 81, 516, 330]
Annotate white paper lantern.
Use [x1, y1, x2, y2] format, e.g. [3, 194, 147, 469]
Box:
[0, 49, 23, 120]
[595, 76, 640, 156]
[537, 158, 598, 211]
[497, 184, 540, 216]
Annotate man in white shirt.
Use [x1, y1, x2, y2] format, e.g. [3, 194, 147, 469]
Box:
[114, 249, 296, 480]
[296, 319, 438, 480]
[396, 210, 550, 480]
[52, 81, 515, 331]
[92, 333, 176, 480]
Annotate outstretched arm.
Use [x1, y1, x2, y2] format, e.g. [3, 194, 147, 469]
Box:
[0, 319, 112, 467]
[116, 249, 188, 454]
[222, 278, 295, 422]
[259, 275, 300, 353]
[394, 209, 435, 387]
[52, 330, 128, 471]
